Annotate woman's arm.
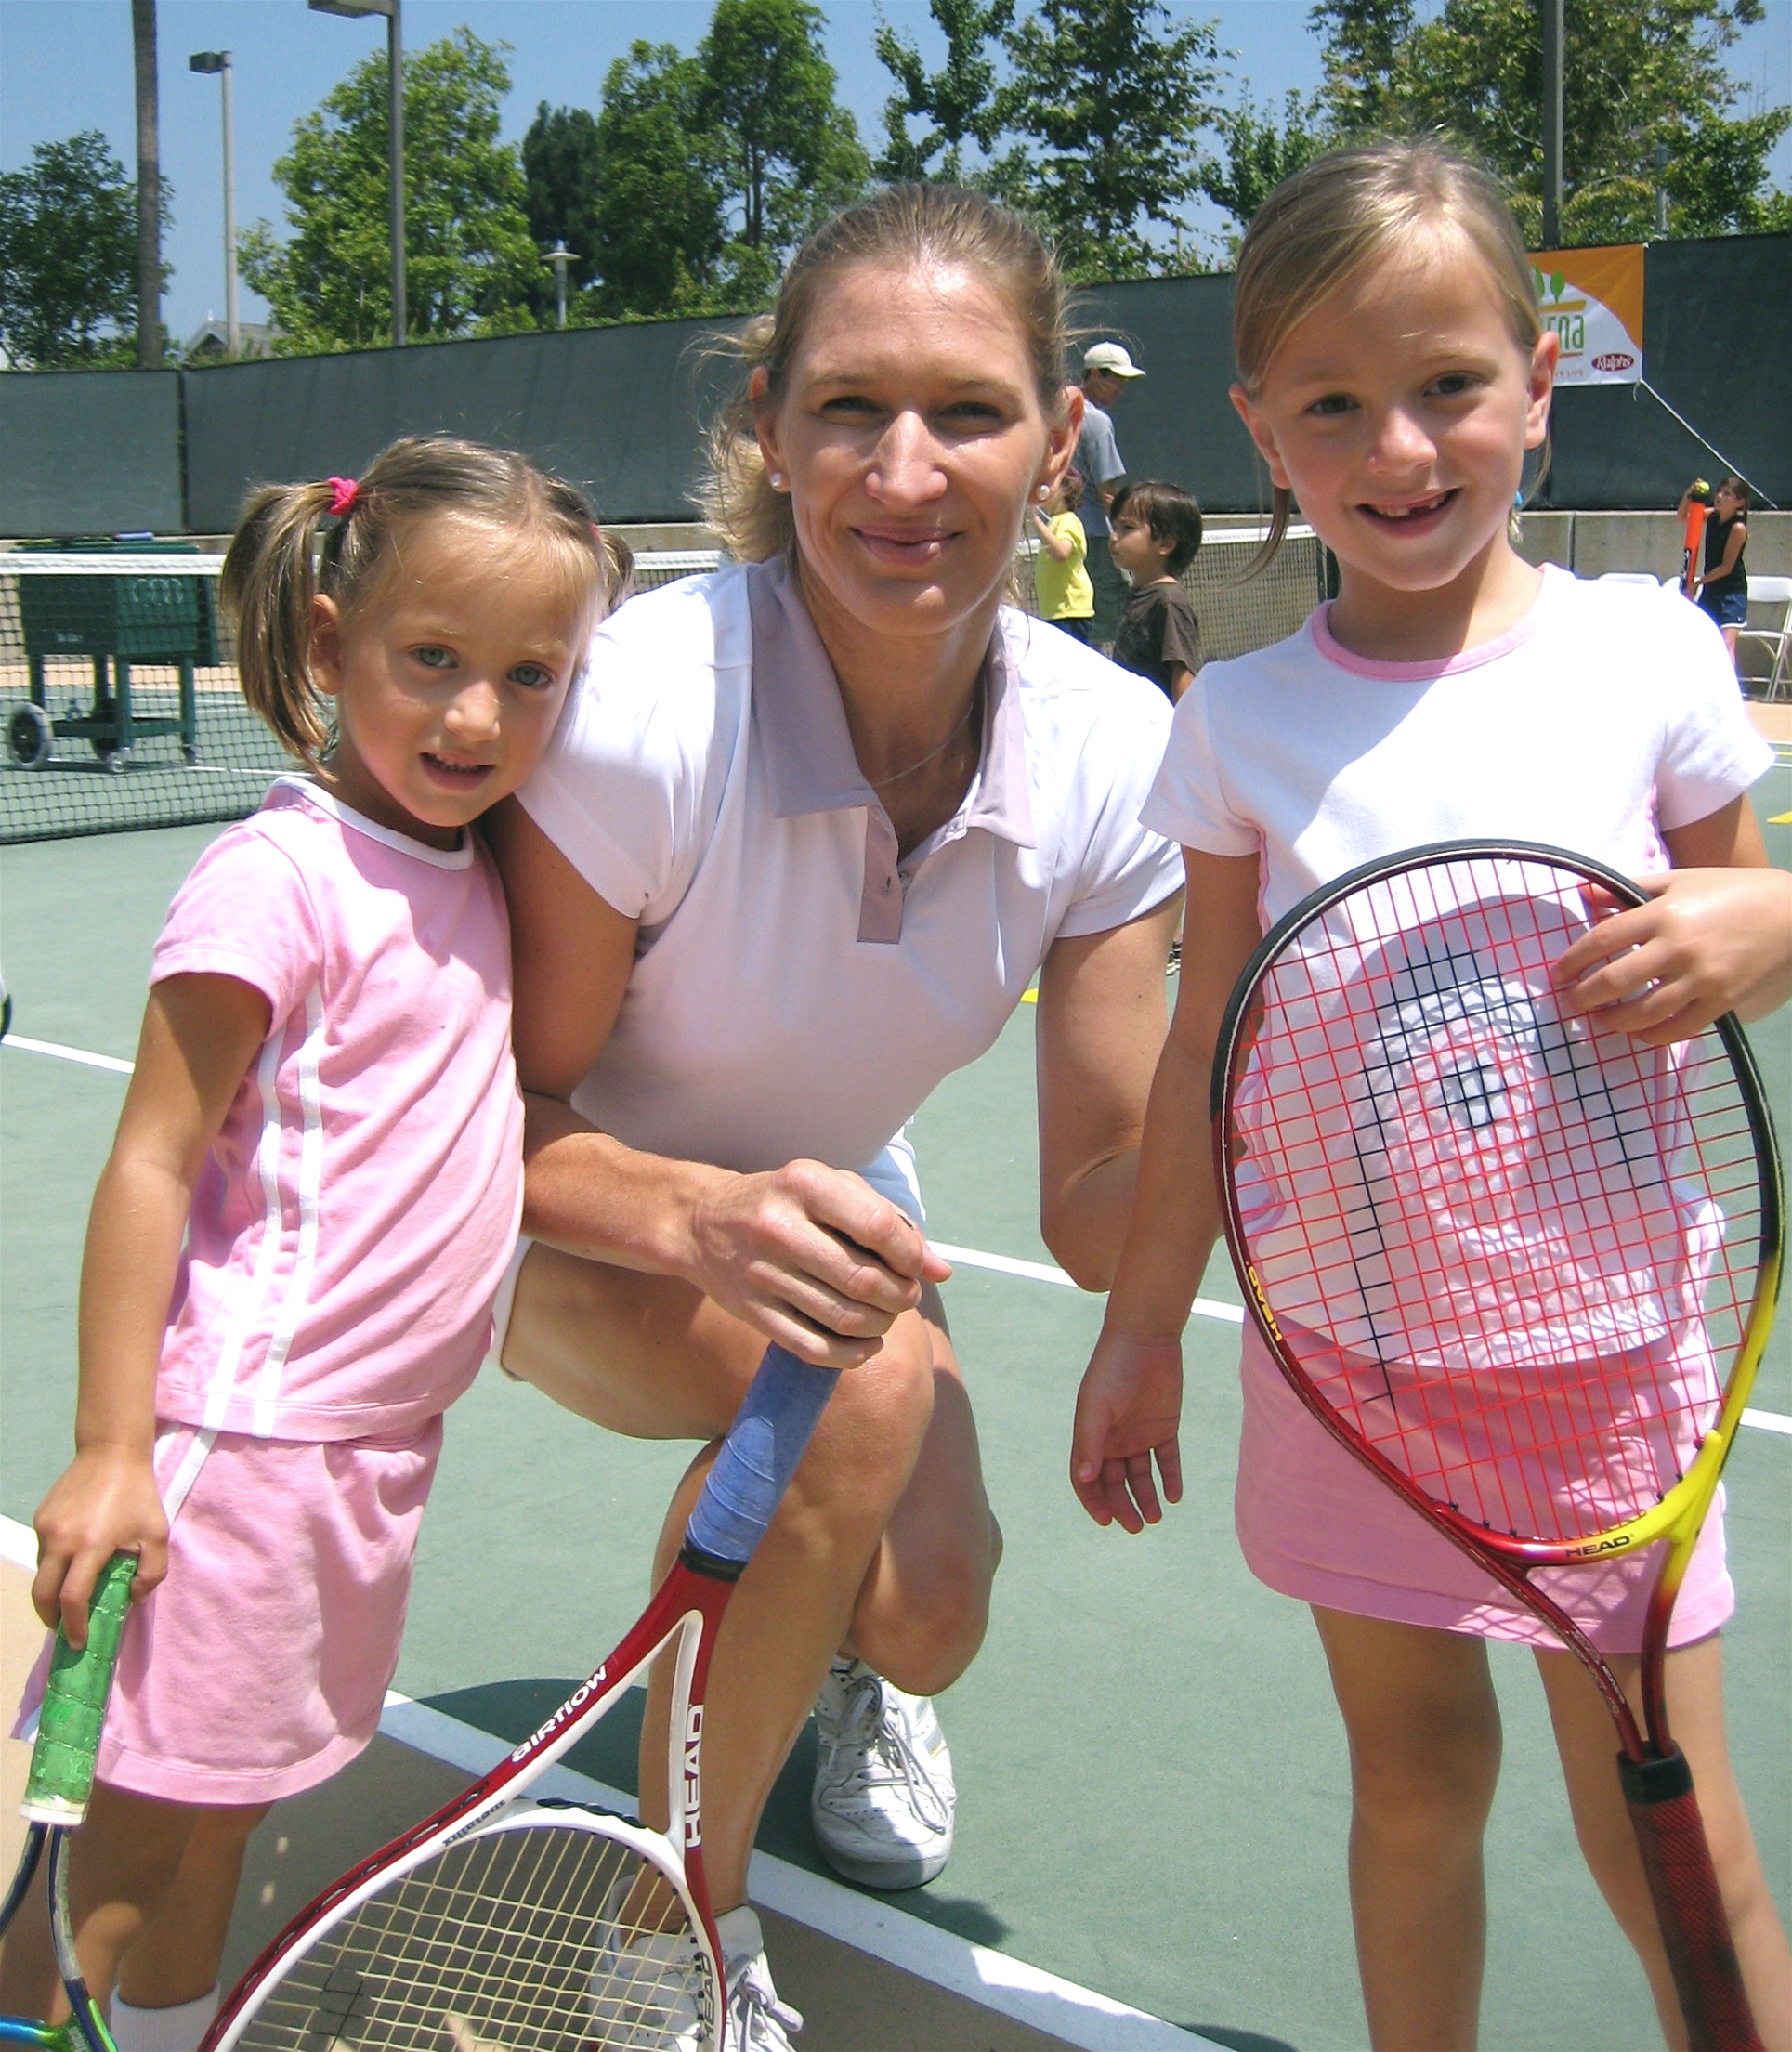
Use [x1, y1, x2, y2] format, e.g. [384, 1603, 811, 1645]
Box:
[1033, 891, 1184, 1290]
[33, 974, 269, 1644]
[1067, 850, 1262, 1531]
[489, 801, 946, 1367]
[1553, 798, 1788, 1041]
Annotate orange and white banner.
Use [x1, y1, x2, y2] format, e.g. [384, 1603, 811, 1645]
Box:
[1530, 245, 1644, 386]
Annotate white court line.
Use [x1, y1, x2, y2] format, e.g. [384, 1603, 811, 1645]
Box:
[3, 1033, 136, 1075]
[5, 1031, 1787, 1446]
[0, 1513, 1217, 2051]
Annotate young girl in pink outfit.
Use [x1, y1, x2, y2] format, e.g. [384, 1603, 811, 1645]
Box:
[1074, 142, 1792, 2048]
[0, 438, 620, 2048]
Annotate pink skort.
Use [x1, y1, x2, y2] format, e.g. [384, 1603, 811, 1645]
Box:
[14, 1418, 442, 1806]
[1234, 1326, 1733, 1653]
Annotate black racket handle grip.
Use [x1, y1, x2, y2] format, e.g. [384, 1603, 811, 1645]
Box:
[1618, 1747, 1764, 2052]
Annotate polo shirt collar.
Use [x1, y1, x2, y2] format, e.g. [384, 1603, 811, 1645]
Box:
[746, 555, 1035, 852]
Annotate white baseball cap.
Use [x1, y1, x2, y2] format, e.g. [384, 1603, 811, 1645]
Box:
[1083, 341, 1145, 378]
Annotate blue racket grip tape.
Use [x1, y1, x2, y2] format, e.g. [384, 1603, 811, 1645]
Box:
[685, 1345, 838, 1567]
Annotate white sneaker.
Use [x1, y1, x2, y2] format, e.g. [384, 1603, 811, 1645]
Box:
[586, 1896, 706, 2049]
[584, 1900, 799, 2050]
[715, 1905, 804, 2051]
[809, 1658, 955, 1889]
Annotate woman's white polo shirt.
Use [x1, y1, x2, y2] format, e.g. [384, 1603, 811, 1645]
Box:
[517, 555, 1182, 1190]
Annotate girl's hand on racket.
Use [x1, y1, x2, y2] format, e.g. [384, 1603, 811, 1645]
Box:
[31, 1444, 167, 1646]
[688, 1159, 952, 1370]
[1070, 1328, 1184, 1532]
[1555, 865, 1792, 1042]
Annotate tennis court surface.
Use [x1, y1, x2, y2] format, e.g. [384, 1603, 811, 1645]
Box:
[2, 725, 1787, 2050]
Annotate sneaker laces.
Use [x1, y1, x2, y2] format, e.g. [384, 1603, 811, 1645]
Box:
[819, 1669, 951, 1832]
[725, 1951, 803, 2049]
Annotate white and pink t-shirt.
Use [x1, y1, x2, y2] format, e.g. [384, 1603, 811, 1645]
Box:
[150, 778, 523, 1442]
[1144, 569, 1771, 1650]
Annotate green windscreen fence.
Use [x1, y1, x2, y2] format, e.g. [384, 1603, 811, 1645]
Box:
[0, 534, 1324, 845]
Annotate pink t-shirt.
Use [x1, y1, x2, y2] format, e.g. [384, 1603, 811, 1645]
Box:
[151, 778, 523, 1441]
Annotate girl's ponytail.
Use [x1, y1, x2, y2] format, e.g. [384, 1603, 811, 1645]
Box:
[219, 480, 341, 764]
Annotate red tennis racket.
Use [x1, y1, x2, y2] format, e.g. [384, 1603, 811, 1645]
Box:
[1211, 842, 1781, 2052]
[203, 1344, 836, 2051]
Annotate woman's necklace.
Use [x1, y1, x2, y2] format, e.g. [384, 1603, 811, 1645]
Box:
[867, 682, 982, 791]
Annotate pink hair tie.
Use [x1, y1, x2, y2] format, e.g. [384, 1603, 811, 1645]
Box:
[326, 476, 360, 516]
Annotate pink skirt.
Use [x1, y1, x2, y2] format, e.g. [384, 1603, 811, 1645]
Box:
[1233, 1326, 1733, 1653]
[14, 1418, 442, 1805]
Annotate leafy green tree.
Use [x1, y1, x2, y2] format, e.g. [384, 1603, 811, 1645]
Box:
[875, 0, 1014, 183]
[1308, 0, 1790, 242]
[998, 0, 1222, 281]
[242, 29, 541, 351]
[588, 46, 728, 318]
[0, 132, 152, 367]
[522, 102, 602, 320]
[1198, 90, 1328, 243]
[699, 0, 870, 300]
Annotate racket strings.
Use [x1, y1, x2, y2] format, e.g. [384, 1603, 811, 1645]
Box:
[1234, 856, 1764, 1547]
[230, 1820, 713, 2050]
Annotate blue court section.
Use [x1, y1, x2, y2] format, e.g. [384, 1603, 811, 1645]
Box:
[2, 760, 1788, 2050]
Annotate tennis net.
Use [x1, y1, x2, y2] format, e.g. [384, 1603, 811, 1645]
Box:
[0, 530, 1325, 845]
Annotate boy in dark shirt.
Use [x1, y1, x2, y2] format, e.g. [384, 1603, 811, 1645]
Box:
[1108, 479, 1202, 699]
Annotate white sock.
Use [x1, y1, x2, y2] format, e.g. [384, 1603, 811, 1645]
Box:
[109, 1987, 219, 2052]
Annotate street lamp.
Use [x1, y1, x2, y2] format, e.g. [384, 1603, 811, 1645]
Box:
[546, 242, 571, 330]
[188, 51, 237, 358]
[1654, 139, 1671, 238]
[308, 0, 405, 347]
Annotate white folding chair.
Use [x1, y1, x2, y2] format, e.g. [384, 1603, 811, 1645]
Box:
[1737, 576, 1792, 702]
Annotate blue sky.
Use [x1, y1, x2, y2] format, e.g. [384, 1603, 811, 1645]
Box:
[3, 0, 1789, 344]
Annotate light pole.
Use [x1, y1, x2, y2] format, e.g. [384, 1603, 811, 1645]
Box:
[1654, 139, 1671, 237]
[546, 242, 571, 330]
[308, 0, 405, 346]
[189, 51, 237, 357]
[1540, 0, 1564, 247]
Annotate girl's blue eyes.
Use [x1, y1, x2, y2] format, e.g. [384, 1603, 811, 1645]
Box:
[410, 647, 556, 689]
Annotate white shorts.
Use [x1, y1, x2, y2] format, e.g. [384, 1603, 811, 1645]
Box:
[488, 1130, 926, 1371]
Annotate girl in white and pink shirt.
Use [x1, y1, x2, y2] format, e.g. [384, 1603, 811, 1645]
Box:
[1, 438, 620, 2046]
[1075, 142, 1791, 2045]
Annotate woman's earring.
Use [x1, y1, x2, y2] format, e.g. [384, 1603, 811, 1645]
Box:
[1037, 483, 1051, 501]
[769, 471, 786, 490]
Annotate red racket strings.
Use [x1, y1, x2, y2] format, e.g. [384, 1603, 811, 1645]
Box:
[1230, 856, 1763, 1556]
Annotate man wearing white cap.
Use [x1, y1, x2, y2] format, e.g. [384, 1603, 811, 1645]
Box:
[1076, 341, 1146, 645]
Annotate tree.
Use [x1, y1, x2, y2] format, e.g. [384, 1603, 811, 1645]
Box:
[587, 46, 729, 318]
[0, 133, 148, 367]
[699, 0, 870, 300]
[875, 0, 1014, 183]
[522, 103, 603, 320]
[242, 29, 541, 351]
[998, 0, 1222, 281]
[1198, 90, 1328, 243]
[1308, 0, 1791, 243]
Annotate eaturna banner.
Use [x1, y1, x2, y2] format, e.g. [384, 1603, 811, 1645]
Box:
[1530, 244, 1645, 386]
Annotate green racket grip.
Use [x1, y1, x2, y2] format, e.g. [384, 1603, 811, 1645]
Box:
[22, 1552, 137, 1828]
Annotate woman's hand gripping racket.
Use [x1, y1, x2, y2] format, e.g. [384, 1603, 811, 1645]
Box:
[0, 1551, 137, 2052]
[203, 1345, 837, 2052]
[1212, 843, 1781, 2052]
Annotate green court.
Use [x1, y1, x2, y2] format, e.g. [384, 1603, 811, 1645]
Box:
[2, 758, 1787, 2050]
